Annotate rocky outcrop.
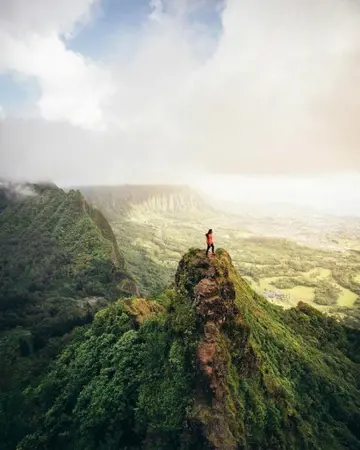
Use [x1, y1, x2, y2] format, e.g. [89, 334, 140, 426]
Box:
[175, 249, 238, 324]
[175, 249, 250, 450]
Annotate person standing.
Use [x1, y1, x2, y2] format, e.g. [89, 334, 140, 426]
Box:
[205, 229, 215, 257]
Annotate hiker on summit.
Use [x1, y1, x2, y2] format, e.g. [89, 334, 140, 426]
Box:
[205, 229, 215, 257]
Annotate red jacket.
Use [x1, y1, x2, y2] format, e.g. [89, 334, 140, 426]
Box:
[206, 233, 213, 244]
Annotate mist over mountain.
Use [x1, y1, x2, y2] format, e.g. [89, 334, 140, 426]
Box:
[79, 184, 214, 219]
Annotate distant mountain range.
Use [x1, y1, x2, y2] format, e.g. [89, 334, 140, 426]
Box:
[75, 183, 360, 220]
[77, 185, 214, 220]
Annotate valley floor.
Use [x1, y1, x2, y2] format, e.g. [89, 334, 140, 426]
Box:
[109, 210, 360, 325]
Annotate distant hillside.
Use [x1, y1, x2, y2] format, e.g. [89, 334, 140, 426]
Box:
[79, 184, 213, 220]
[9, 249, 360, 450]
[0, 183, 137, 395]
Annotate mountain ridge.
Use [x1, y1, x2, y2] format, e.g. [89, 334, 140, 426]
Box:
[78, 184, 214, 219]
[0, 183, 137, 394]
[9, 248, 360, 450]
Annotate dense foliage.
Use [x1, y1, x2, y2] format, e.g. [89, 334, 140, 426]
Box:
[4, 294, 197, 450]
[4, 249, 360, 450]
[0, 184, 137, 439]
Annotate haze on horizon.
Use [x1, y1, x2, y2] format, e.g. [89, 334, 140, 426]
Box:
[1, 0, 360, 215]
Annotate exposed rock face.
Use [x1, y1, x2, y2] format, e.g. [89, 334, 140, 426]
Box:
[198, 334, 217, 376]
[175, 249, 238, 326]
[194, 278, 237, 324]
[175, 249, 245, 450]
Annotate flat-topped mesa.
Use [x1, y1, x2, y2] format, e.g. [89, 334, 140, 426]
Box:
[175, 248, 239, 325]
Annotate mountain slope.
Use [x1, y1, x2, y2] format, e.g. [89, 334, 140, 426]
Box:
[0, 183, 137, 390]
[13, 249, 360, 450]
[79, 185, 216, 296]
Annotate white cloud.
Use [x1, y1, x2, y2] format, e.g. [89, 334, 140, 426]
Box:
[2, 0, 360, 188]
[106, 0, 360, 174]
[0, 0, 111, 129]
[149, 0, 164, 21]
[0, 0, 98, 36]
[0, 31, 115, 128]
[174, 0, 360, 173]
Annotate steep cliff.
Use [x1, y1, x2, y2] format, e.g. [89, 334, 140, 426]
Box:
[80, 185, 212, 220]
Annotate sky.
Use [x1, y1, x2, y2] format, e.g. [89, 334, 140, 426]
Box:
[1, 0, 360, 214]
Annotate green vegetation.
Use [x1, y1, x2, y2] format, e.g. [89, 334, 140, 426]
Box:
[2, 183, 360, 449]
[313, 281, 342, 305]
[110, 219, 173, 297]
[4, 249, 360, 450]
[0, 184, 137, 432]
[4, 294, 197, 450]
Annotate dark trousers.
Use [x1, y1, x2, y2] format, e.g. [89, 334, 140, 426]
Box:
[206, 243, 215, 256]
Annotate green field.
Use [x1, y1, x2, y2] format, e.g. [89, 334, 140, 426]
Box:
[337, 285, 358, 307]
[283, 286, 315, 303]
[248, 267, 358, 309]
